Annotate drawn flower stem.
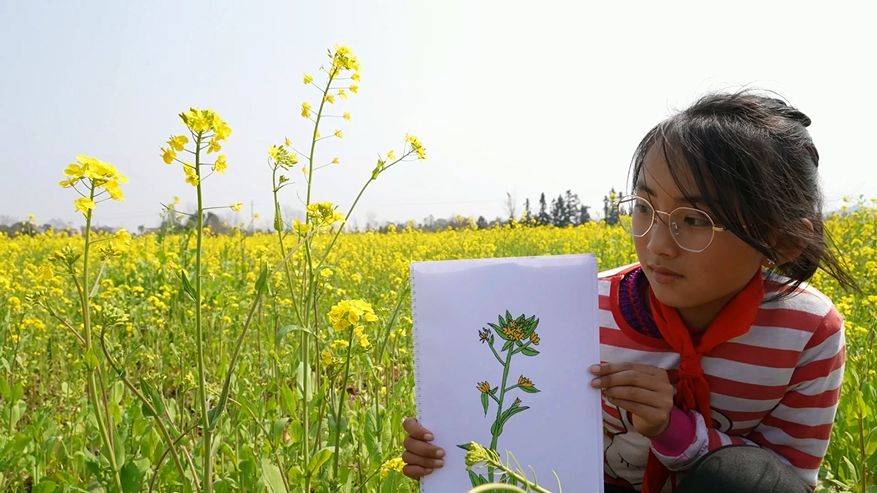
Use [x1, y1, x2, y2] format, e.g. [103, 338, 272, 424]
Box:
[488, 343, 515, 481]
[488, 339, 505, 365]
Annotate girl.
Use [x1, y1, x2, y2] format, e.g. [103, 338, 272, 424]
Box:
[400, 91, 858, 493]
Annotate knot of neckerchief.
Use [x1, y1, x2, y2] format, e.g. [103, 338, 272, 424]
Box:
[641, 270, 765, 493]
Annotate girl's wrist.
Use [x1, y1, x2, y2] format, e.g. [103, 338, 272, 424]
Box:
[649, 407, 696, 457]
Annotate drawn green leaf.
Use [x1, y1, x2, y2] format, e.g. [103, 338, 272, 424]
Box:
[487, 322, 500, 331]
[501, 340, 513, 352]
[468, 470, 489, 486]
[505, 310, 513, 324]
[490, 418, 501, 437]
[490, 387, 498, 394]
[520, 347, 540, 357]
[457, 443, 472, 451]
[481, 393, 489, 416]
[499, 405, 530, 428]
[493, 325, 509, 341]
[520, 386, 540, 394]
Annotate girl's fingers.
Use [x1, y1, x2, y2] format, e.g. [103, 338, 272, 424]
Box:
[606, 397, 662, 420]
[591, 369, 670, 393]
[603, 385, 672, 410]
[403, 417, 435, 442]
[403, 435, 446, 460]
[590, 362, 663, 377]
[401, 449, 444, 470]
[402, 463, 434, 479]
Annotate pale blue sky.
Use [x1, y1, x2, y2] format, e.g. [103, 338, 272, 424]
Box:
[1, 1, 874, 231]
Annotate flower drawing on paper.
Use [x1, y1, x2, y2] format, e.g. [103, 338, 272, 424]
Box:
[459, 310, 542, 487]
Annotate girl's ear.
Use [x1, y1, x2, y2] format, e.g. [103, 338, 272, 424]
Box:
[764, 218, 814, 268]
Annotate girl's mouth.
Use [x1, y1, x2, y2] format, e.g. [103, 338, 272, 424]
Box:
[650, 266, 684, 284]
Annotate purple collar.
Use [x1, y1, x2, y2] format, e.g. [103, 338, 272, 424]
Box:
[618, 267, 663, 339]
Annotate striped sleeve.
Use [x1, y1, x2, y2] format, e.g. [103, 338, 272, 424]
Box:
[652, 306, 845, 488]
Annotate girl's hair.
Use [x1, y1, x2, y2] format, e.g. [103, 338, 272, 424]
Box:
[630, 90, 858, 300]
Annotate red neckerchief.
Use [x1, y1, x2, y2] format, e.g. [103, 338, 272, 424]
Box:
[641, 270, 765, 493]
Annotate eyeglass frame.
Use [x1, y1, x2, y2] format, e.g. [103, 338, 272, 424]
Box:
[613, 194, 730, 253]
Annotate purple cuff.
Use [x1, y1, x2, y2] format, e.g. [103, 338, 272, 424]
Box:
[650, 407, 696, 457]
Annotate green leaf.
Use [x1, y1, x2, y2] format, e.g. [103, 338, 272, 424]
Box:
[520, 347, 540, 357]
[179, 269, 197, 301]
[120, 461, 146, 493]
[0, 376, 10, 400]
[520, 386, 540, 394]
[307, 447, 334, 477]
[261, 458, 286, 493]
[364, 407, 380, 464]
[238, 460, 258, 492]
[31, 479, 57, 493]
[83, 349, 99, 371]
[281, 383, 295, 414]
[287, 465, 304, 487]
[139, 377, 166, 417]
[481, 393, 489, 416]
[273, 204, 284, 233]
[254, 262, 269, 295]
[505, 310, 513, 324]
[11, 381, 23, 402]
[501, 340, 513, 352]
[113, 427, 125, 471]
[276, 324, 315, 345]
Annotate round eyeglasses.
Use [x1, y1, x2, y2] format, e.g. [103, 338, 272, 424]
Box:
[614, 195, 728, 253]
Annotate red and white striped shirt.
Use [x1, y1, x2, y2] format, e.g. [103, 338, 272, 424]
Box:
[599, 264, 845, 492]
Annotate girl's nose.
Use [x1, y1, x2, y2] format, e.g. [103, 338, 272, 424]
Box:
[647, 213, 678, 257]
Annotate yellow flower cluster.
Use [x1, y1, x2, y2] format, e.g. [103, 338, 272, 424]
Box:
[405, 133, 426, 160]
[59, 155, 129, 215]
[380, 457, 406, 478]
[329, 299, 378, 327]
[96, 228, 133, 260]
[160, 108, 231, 186]
[294, 202, 346, 235]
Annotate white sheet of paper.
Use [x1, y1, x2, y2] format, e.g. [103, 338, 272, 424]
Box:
[411, 255, 603, 493]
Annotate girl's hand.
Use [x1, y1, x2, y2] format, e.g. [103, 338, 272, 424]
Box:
[590, 362, 674, 437]
[401, 417, 445, 479]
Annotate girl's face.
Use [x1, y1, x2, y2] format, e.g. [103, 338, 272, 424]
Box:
[634, 145, 766, 329]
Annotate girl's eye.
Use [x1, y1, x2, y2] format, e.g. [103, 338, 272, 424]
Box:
[683, 214, 711, 228]
[634, 202, 653, 215]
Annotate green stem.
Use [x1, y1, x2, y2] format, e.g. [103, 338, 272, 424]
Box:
[332, 325, 357, 480]
[488, 347, 515, 483]
[81, 185, 124, 493]
[193, 133, 213, 493]
[300, 67, 335, 493]
[858, 383, 867, 493]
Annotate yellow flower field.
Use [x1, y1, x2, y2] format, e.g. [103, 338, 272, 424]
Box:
[0, 211, 874, 492]
[0, 43, 873, 493]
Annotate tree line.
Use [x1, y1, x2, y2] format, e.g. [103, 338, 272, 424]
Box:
[0, 188, 624, 237]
